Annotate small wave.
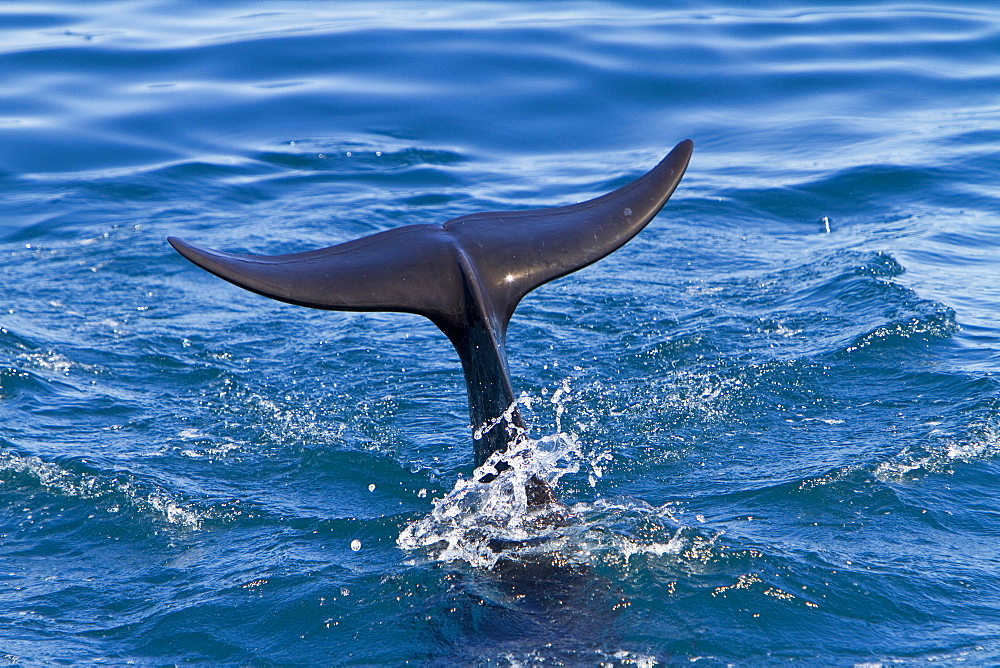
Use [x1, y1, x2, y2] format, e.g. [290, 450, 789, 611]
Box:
[844, 305, 957, 354]
[785, 419, 1000, 492]
[874, 421, 1000, 481]
[0, 327, 97, 381]
[500, 647, 659, 667]
[13, 347, 102, 380]
[0, 450, 204, 529]
[177, 428, 242, 460]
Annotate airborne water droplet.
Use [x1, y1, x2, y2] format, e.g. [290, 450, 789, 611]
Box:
[351, 539, 361, 551]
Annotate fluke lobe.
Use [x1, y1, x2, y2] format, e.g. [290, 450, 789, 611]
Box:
[168, 140, 693, 473]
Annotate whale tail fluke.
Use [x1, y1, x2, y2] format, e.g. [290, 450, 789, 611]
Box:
[169, 140, 693, 471]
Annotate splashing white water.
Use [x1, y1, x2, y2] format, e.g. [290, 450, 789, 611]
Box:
[397, 428, 582, 569]
[398, 383, 705, 571]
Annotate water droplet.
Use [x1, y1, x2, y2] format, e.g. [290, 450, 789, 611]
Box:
[417, 488, 427, 498]
[351, 539, 361, 551]
[368, 483, 376, 492]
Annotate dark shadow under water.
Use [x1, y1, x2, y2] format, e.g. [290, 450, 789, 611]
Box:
[420, 554, 630, 666]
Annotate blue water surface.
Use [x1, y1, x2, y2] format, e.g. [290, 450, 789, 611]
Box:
[1, 2, 999, 665]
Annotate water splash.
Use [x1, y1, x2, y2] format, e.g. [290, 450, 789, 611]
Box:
[397, 427, 582, 569]
[398, 382, 708, 571]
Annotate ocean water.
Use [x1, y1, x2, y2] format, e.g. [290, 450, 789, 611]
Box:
[1, 1, 999, 665]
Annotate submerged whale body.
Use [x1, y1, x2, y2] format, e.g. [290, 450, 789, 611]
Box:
[168, 140, 692, 487]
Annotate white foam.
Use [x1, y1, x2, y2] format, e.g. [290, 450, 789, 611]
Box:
[398, 430, 580, 569]
[398, 383, 707, 570]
